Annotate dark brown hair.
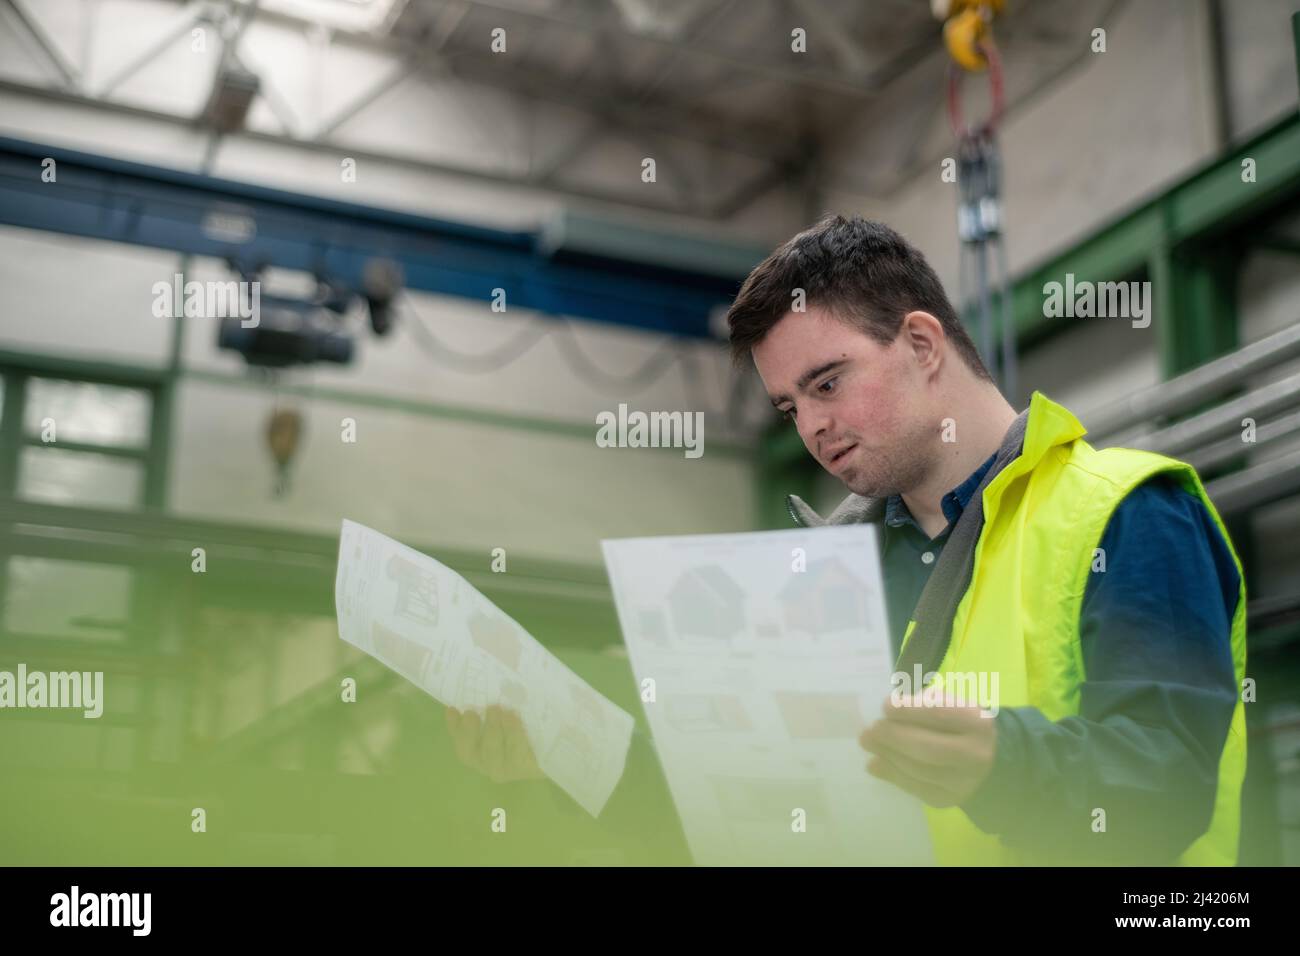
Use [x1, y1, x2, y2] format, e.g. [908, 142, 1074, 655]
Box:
[726, 215, 992, 382]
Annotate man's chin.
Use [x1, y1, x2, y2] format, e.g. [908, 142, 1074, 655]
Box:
[824, 451, 898, 498]
[841, 474, 892, 500]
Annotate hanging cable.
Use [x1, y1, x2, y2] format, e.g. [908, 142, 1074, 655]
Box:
[401, 295, 553, 373]
[399, 294, 755, 425]
[944, 3, 1016, 399]
[551, 319, 685, 394]
[675, 346, 741, 427]
[400, 294, 718, 400]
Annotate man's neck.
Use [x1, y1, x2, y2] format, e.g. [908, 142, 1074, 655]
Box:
[901, 386, 1019, 540]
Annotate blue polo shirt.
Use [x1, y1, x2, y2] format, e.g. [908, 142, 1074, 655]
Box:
[880, 452, 1242, 863]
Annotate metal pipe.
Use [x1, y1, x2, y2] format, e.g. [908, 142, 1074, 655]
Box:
[977, 241, 994, 376]
[0, 78, 738, 218]
[1120, 369, 1300, 457]
[1205, 445, 1300, 515]
[1187, 407, 1300, 472]
[97, 1, 209, 98]
[1085, 320, 1300, 439]
[997, 236, 1017, 401]
[3, 0, 81, 89]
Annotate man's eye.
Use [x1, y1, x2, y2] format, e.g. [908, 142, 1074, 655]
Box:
[818, 377, 839, 394]
[780, 408, 796, 422]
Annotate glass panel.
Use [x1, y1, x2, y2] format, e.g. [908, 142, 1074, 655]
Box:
[23, 378, 151, 448]
[18, 447, 144, 509]
[3, 556, 132, 641]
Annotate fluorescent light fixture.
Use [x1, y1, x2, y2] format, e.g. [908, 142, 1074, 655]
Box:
[200, 65, 261, 131]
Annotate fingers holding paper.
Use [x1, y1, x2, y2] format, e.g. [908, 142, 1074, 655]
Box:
[858, 694, 997, 808]
[445, 704, 546, 784]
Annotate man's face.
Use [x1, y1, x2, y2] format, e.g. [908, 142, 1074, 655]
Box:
[752, 305, 935, 499]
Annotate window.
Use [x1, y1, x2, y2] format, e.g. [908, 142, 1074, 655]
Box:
[0, 367, 158, 510]
[18, 446, 144, 509]
[2, 556, 132, 642]
[22, 378, 151, 448]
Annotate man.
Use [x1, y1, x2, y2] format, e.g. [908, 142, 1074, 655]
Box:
[448, 215, 1246, 867]
[728, 215, 1246, 865]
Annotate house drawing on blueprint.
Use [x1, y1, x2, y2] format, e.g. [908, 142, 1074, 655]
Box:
[469, 609, 523, 670]
[385, 553, 439, 626]
[777, 556, 869, 636]
[667, 564, 746, 640]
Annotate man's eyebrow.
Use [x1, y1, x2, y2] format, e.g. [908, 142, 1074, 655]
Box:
[769, 359, 849, 406]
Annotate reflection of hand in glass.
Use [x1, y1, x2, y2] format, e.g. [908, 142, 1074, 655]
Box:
[445, 704, 546, 784]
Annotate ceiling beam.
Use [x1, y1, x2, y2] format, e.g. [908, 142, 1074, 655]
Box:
[0, 75, 755, 217]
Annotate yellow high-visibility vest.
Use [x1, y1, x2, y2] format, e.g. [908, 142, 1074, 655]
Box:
[903, 391, 1247, 865]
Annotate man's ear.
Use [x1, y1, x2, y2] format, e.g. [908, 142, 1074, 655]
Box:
[902, 311, 945, 374]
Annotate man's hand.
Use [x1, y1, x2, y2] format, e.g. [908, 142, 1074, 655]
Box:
[858, 695, 996, 807]
[445, 704, 546, 784]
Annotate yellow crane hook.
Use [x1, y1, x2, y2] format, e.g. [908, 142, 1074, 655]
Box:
[936, 0, 1005, 72]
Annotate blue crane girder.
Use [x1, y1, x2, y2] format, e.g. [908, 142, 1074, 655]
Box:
[0, 135, 745, 339]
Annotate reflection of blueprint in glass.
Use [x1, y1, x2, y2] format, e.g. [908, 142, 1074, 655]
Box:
[602, 525, 933, 866]
[336, 520, 633, 816]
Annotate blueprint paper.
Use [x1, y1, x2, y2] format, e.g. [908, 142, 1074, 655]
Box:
[601, 524, 934, 865]
[335, 520, 633, 817]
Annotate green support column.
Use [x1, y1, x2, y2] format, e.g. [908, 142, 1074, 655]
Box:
[143, 385, 173, 510]
[1152, 243, 1241, 379]
[1293, 11, 1300, 97]
[0, 372, 25, 498]
[144, 257, 188, 511]
[0, 372, 27, 630]
[1149, 211, 1255, 590]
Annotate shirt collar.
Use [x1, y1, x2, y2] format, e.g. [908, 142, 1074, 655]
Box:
[884, 451, 998, 535]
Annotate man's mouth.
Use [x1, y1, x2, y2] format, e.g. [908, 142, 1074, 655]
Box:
[827, 444, 857, 468]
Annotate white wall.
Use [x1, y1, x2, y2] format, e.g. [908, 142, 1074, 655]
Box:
[0, 228, 760, 565]
[0, 0, 794, 566]
[1222, 0, 1300, 140]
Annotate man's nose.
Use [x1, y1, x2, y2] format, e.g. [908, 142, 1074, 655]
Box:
[799, 407, 834, 450]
